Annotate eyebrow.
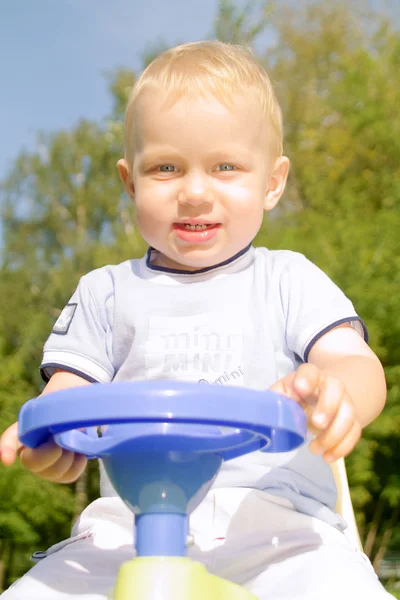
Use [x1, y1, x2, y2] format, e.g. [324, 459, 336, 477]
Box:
[135, 149, 183, 167]
[206, 148, 254, 161]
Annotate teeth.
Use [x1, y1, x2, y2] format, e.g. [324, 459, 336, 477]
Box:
[183, 224, 210, 230]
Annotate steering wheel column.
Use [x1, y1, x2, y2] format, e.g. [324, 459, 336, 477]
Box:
[103, 446, 222, 556]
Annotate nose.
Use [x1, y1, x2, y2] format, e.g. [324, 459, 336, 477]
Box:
[178, 172, 213, 207]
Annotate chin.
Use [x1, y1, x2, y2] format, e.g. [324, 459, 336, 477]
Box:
[156, 248, 223, 272]
[174, 247, 227, 267]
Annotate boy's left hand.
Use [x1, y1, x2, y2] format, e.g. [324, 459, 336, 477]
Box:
[270, 363, 362, 462]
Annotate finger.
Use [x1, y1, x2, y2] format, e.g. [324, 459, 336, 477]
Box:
[322, 421, 362, 462]
[311, 376, 346, 430]
[269, 371, 299, 399]
[310, 399, 355, 455]
[38, 449, 76, 482]
[1, 443, 23, 466]
[291, 363, 322, 403]
[56, 454, 87, 484]
[0, 423, 23, 466]
[20, 440, 63, 472]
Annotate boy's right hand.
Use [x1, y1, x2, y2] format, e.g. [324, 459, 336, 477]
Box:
[0, 421, 87, 483]
[0, 370, 91, 483]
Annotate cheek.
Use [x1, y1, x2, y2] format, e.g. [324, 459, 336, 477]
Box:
[135, 204, 166, 249]
[135, 178, 172, 208]
[219, 179, 265, 215]
[135, 182, 163, 216]
[135, 200, 164, 231]
[134, 191, 172, 244]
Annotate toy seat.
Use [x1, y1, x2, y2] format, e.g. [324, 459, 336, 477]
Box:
[332, 458, 362, 551]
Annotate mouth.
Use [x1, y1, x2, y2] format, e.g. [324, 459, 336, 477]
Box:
[172, 221, 221, 243]
[173, 220, 221, 231]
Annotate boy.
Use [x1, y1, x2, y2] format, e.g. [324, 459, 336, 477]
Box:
[0, 41, 393, 599]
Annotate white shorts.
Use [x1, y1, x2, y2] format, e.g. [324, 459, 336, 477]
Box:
[1, 488, 393, 600]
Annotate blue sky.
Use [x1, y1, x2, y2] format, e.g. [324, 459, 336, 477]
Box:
[0, 0, 225, 181]
[1, 0, 396, 184]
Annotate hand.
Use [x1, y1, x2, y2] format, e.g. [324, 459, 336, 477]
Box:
[0, 421, 87, 483]
[270, 363, 362, 462]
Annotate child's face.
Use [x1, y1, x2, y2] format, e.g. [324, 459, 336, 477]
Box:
[118, 90, 289, 270]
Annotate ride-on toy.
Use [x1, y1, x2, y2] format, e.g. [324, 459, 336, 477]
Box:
[18, 381, 307, 599]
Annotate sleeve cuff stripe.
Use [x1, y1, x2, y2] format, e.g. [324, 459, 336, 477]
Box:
[40, 364, 100, 384]
[304, 317, 368, 362]
[40, 351, 113, 384]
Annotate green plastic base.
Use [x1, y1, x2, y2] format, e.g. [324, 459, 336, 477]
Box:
[110, 557, 258, 600]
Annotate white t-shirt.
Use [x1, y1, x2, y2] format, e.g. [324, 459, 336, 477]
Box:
[41, 245, 366, 530]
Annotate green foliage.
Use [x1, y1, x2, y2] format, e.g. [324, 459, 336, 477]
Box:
[0, 94, 146, 591]
[0, 0, 399, 590]
[253, 0, 400, 572]
[215, 0, 266, 45]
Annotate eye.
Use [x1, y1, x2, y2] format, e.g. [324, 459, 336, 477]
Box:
[217, 164, 236, 172]
[159, 164, 177, 172]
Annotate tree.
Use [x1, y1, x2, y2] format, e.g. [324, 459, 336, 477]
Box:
[0, 113, 145, 591]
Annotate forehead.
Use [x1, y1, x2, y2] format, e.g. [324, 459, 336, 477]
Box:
[133, 89, 269, 153]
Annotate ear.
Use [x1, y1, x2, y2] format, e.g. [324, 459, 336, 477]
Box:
[263, 156, 290, 212]
[117, 159, 135, 201]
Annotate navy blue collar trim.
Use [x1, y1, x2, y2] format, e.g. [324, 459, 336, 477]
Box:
[145, 244, 252, 275]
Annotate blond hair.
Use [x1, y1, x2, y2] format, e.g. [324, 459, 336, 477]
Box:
[124, 40, 283, 167]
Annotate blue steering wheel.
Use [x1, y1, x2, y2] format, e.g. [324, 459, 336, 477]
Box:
[18, 381, 307, 558]
[18, 380, 306, 460]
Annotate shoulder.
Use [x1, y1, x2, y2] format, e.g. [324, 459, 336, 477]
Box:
[252, 246, 349, 307]
[80, 260, 135, 297]
[252, 246, 314, 276]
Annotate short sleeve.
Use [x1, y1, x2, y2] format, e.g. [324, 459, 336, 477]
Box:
[40, 276, 114, 383]
[280, 254, 367, 361]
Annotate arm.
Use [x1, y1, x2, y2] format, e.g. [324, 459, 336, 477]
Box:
[0, 370, 91, 483]
[307, 325, 386, 427]
[271, 324, 387, 462]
